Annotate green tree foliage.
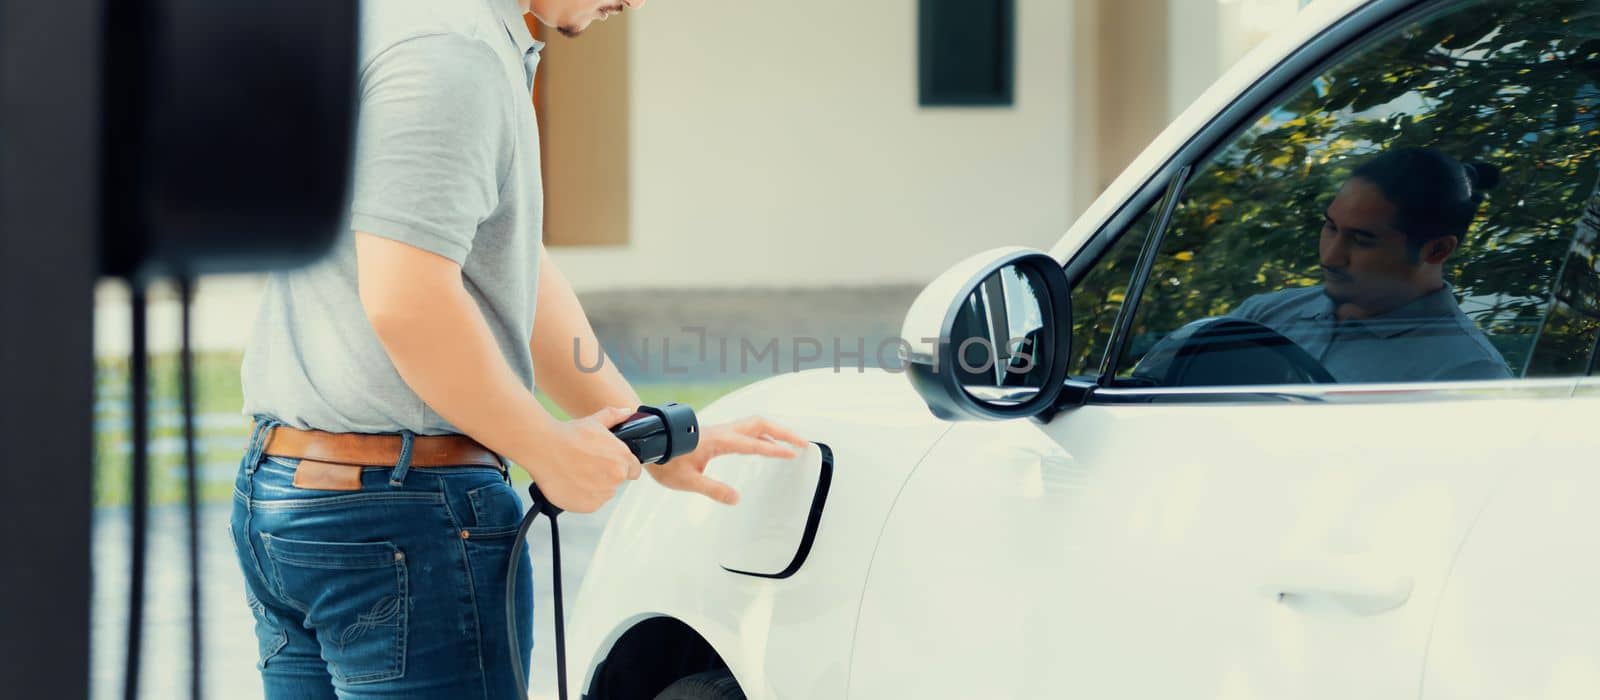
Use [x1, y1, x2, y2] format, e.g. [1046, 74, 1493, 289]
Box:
[1077, 0, 1600, 378]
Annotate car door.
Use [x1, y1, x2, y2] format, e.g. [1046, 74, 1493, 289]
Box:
[848, 0, 1599, 696]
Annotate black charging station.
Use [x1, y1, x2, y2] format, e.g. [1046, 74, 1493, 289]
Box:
[100, 0, 358, 280]
[1, 2, 357, 698]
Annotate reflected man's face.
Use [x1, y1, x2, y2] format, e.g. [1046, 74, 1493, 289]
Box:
[1318, 177, 1453, 318]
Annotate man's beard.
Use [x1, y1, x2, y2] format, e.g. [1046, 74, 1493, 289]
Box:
[557, 4, 626, 37]
[1321, 267, 1356, 305]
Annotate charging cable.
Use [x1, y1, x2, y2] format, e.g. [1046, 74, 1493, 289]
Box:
[508, 403, 700, 700]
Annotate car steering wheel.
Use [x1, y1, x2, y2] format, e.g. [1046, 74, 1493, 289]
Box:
[1131, 317, 1337, 387]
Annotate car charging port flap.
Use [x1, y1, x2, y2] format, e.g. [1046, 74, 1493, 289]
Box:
[717, 442, 833, 579]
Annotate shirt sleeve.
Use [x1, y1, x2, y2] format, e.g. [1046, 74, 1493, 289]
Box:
[1230, 293, 1266, 321]
[347, 33, 511, 265]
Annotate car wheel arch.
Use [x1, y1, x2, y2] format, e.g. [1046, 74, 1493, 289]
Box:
[585, 616, 740, 700]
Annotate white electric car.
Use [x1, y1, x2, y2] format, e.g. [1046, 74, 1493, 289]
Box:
[569, 0, 1600, 697]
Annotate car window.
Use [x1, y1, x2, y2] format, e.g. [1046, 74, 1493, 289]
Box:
[1068, 204, 1159, 379]
[1109, 0, 1600, 388]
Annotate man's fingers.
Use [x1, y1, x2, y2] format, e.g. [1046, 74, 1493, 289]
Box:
[688, 473, 739, 506]
[739, 416, 808, 448]
[592, 405, 639, 428]
[724, 433, 799, 460]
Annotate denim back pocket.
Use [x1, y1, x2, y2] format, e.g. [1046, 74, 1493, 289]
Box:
[262, 534, 408, 685]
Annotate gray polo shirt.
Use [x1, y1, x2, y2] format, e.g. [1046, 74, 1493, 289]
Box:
[1231, 284, 1512, 382]
[241, 0, 546, 434]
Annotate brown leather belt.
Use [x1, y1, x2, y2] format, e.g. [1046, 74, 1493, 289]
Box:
[260, 423, 505, 491]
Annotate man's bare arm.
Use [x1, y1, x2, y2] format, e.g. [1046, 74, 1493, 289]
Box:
[530, 246, 641, 417]
[355, 232, 637, 512]
[530, 246, 809, 505]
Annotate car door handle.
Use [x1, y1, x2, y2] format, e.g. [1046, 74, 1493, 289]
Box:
[1263, 555, 1414, 616]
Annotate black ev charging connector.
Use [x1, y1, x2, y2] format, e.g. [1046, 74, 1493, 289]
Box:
[508, 402, 700, 700]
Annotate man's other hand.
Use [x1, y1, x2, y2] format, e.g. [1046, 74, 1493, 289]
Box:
[645, 417, 808, 506]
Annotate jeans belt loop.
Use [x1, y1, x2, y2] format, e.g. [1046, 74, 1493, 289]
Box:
[244, 417, 280, 477]
[389, 430, 416, 487]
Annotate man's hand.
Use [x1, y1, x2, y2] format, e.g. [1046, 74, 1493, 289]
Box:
[518, 406, 642, 514]
[644, 416, 808, 506]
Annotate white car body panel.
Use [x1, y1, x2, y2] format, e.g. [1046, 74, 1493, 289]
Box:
[568, 370, 952, 698]
[1422, 389, 1600, 699]
[848, 390, 1580, 698]
[567, 0, 1600, 697]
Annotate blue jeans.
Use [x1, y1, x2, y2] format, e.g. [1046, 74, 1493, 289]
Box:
[229, 418, 534, 699]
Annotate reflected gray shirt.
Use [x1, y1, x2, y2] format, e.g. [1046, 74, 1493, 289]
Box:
[1231, 284, 1512, 382]
[241, 0, 546, 434]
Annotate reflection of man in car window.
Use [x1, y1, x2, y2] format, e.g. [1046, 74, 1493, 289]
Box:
[1231, 147, 1512, 382]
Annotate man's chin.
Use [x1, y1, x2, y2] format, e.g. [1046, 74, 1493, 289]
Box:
[556, 23, 586, 38]
[1321, 282, 1354, 306]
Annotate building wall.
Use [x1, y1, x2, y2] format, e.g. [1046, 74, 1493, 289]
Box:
[549, 0, 1077, 292]
[534, 15, 631, 247]
[1168, 0, 1223, 121]
[1169, 0, 1313, 120]
[1090, 0, 1170, 195]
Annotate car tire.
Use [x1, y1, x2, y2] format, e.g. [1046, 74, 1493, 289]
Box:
[653, 669, 746, 700]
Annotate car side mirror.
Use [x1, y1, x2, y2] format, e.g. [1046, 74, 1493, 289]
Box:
[900, 247, 1072, 420]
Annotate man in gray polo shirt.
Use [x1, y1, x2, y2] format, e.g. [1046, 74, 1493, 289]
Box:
[231, 1, 805, 697]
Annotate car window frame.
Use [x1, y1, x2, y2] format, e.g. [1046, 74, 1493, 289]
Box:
[1054, 0, 1589, 409]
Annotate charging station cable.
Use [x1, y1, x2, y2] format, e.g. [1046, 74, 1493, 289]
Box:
[124, 284, 149, 700]
[178, 277, 202, 700]
[122, 278, 205, 700]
